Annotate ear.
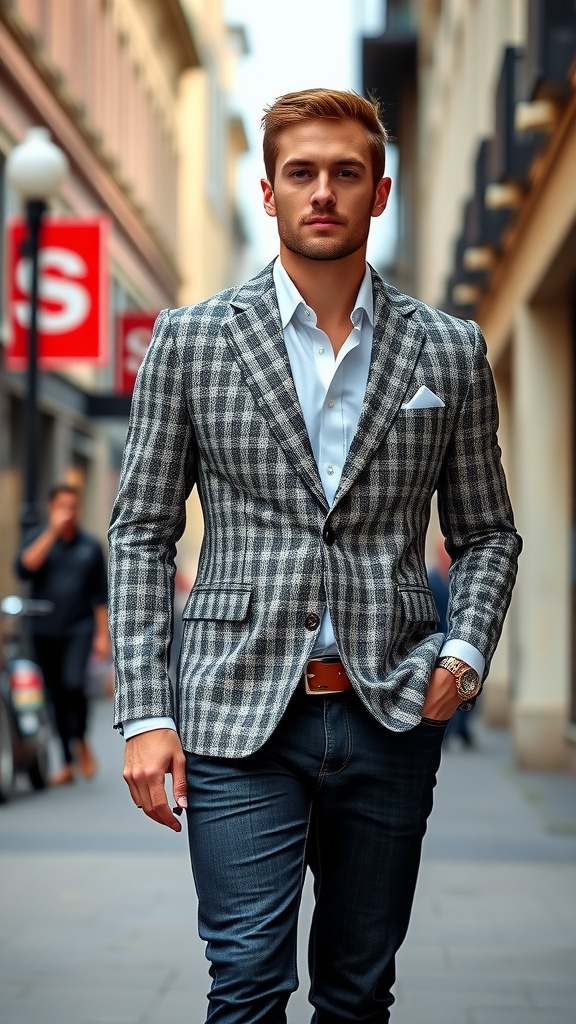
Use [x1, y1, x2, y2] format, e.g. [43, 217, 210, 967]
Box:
[371, 177, 392, 219]
[261, 178, 277, 218]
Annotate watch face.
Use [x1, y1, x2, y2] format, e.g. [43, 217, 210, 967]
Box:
[459, 669, 480, 696]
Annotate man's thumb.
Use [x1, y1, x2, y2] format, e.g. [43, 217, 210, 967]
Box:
[173, 758, 188, 809]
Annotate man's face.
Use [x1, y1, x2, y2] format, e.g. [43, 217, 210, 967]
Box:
[49, 492, 79, 530]
[261, 118, 391, 262]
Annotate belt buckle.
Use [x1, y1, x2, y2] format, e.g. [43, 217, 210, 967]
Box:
[304, 662, 330, 695]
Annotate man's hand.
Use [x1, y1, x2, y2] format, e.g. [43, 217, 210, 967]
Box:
[421, 667, 462, 722]
[48, 503, 75, 537]
[123, 729, 187, 832]
[92, 605, 111, 661]
[92, 631, 111, 661]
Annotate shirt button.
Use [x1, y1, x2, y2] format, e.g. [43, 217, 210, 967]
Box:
[318, 346, 325, 354]
[305, 613, 320, 630]
[304, 308, 311, 317]
[326, 465, 334, 475]
[323, 525, 336, 545]
[328, 400, 335, 408]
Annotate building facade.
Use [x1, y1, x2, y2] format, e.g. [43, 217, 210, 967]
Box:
[364, 0, 576, 771]
[0, 0, 247, 599]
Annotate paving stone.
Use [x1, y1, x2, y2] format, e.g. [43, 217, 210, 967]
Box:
[472, 1011, 575, 1024]
[526, 980, 576, 1010]
[394, 987, 533, 1018]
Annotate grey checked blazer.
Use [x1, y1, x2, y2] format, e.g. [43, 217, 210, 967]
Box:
[108, 261, 521, 756]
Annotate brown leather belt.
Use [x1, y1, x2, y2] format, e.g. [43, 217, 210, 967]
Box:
[304, 659, 352, 694]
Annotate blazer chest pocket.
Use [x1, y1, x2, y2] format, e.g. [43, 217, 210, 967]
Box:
[182, 586, 252, 622]
[398, 405, 446, 429]
[398, 585, 439, 625]
[394, 406, 449, 464]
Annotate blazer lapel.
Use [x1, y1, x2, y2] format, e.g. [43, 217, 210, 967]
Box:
[222, 264, 328, 510]
[333, 272, 425, 507]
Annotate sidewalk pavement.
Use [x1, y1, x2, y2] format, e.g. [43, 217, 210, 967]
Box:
[0, 697, 575, 1024]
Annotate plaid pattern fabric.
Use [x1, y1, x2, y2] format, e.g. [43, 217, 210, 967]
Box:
[108, 262, 521, 756]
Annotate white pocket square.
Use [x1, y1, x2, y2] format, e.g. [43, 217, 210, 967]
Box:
[402, 385, 445, 410]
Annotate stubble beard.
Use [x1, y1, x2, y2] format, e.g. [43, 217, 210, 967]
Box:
[277, 217, 371, 263]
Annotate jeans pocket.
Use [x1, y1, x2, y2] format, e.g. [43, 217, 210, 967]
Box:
[420, 716, 450, 729]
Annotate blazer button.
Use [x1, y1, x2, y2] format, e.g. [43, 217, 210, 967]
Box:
[305, 613, 320, 630]
[323, 525, 336, 545]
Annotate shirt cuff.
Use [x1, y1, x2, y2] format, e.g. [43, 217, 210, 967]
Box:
[122, 716, 177, 740]
[439, 639, 485, 678]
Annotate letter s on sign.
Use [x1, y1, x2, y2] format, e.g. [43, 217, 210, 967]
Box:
[125, 327, 152, 375]
[15, 247, 92, 334]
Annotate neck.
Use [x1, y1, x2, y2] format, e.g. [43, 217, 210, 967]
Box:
[279, 244, 367, 325]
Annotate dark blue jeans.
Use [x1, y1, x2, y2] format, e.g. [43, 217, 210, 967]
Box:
[185, 684, 445, 1023]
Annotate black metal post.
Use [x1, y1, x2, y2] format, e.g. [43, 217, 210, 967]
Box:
[20, 198, 46, 534]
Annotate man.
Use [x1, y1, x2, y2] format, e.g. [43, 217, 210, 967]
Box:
[17, 483, 109, 784]
[109, 89, 521, 1022]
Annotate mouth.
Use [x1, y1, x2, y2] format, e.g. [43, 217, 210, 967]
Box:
[303, 217, 344, 228]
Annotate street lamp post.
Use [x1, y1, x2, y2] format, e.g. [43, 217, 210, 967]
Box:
[6, 128, 68, 533]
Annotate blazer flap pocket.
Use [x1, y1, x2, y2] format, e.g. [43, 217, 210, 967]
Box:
[398, 586, 439, 624]
[182, 586, 251, 622]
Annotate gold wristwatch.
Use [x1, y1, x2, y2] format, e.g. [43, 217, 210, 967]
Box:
[436, 656, 481, 709]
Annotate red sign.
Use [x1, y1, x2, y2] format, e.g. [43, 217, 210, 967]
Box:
[6, 215, 110, 369]
[115, 312, 157, 394]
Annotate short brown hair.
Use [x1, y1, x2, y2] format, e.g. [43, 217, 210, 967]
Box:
[48, 483, 79, 502]
[261, 88, 388, 185]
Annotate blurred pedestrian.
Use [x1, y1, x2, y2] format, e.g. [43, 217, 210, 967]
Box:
[428, 534, 478, 748]
[16, 483, 109, 784]
[109, 89, 521, 1021]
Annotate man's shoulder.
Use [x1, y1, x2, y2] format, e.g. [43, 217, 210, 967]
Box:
[75, 530, 104, 556]
[374, 272, 479, 347]
[166, 288, 236, 329]
[165, 262, 276, 333]
[22, 524, 44, 546]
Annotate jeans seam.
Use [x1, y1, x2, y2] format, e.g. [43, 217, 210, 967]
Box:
[313, 701, 331, 794]
[320, 700, 353, 777]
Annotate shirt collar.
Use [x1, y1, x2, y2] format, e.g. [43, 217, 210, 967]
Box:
[273, 258, 373, 330]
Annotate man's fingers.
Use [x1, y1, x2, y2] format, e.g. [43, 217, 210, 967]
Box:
[171, 753, 188, 810]
[146, 806, 182, 831]
[123, 767, 147, 810]
[124, 776, 144, 809]
[124, 771, 182, 831]
[123, 764, 182, 831]
[123, 729, 186, 831]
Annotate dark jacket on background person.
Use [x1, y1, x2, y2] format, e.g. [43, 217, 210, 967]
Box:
[16, 527, 108, 635]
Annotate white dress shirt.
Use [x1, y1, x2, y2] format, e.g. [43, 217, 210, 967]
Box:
[122, 259, 484, 739]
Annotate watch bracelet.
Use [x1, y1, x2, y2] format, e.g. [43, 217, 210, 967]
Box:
[437, 656, 482, 705]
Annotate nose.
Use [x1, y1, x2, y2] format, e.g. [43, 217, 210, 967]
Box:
[311, 172, 335, 207]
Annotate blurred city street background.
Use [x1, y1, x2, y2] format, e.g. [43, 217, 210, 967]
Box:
[1, 694, 575, 1024]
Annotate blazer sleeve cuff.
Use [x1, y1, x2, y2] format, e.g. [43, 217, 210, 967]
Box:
[439, 639, 485, 678]
[121, 716, 177, 740]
